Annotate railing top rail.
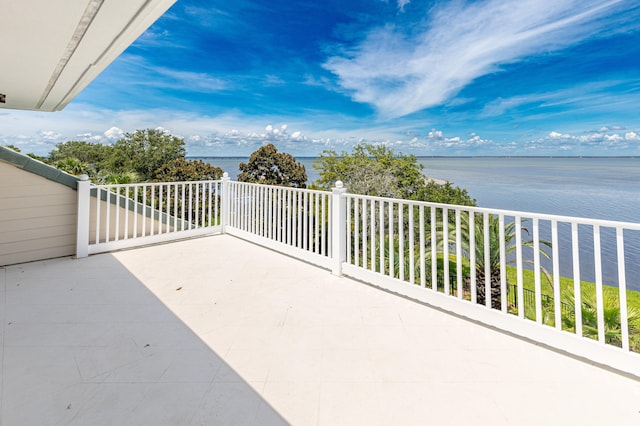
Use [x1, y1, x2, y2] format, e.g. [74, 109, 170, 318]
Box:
[344, 192, 640, 230]
[92, 179, 223, 189]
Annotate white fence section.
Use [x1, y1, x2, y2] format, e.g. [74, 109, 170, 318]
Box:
[224, 181, 334, 269]
[77, 177, 224, 255]
[340, 192, 640, 377]
[76, 176, 640, 377]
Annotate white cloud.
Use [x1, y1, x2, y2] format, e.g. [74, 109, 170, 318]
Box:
[397, 0, 411, 11]
[2, 103, 638, 156]
[39, 130, 62, 141]
[104, 126, 124, 140]
[549, 131, 570, 139]
[325, 0, 632, 118]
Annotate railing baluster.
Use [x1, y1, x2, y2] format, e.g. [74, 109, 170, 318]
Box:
[157, 185, 163, 235]
[379, 200, 385, 275]
[163, 184, 168, 232]
[327, 193, 333, 258]
[105, 186, 112, 242]
[167, 184, 172, 233]
[499, 214, 506, 312]
[297, 190, 302, 247]
[114, 187, 121, 241]
[314, 192, 319, 253]
[470, 211, 476, 303]
[150, 185, 156, 235]
[572, 222, 583, 337]
[399, 203, 404, 282]
[346, 197, 352, 263]
[208, 182, 213, 227]
[370, 198, 376, 272]
[288, 190, 294, 245]
[515, 216, 524, 318]
[274, 188, 279, 241]
[303, 191, 308, 247]
[533, 218, 542, 320]
[124, 186, 129, 239]
[240, 183, 244, 230]
[409, 205, 415, 284]
[173, 183, 179, 232]
[133, 185, 139, 238]
[180, 184, 185, 231]
[320, 193, 326, 256]
[254, 185, 259, 235]
[617, 227, 629, 351]
[484, 212, 491, 308]
[551, 220, 561, 329]
[593, 225, 605, 343]
[142, 185, 148, 237]
[95, 187, 101, 243]
[250, 185, 255, 234]
[267, 186, 271, 237]
[260, 186, 265, 237]
[201, 182, 206, 228]
[274, 187, 279, 240]
[389, 201, 394, 278]
[419, 205, 425, 288]
[362, 199, 368, 269]
[354, 197, 360, 265]
[430, 206, 436, 290]
[187, 184, 193, 231]
[443, 208, 449, 295]
[455, 209, 462, 298]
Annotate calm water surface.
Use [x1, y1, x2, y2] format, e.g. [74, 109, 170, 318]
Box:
[196, 156, 640, 290]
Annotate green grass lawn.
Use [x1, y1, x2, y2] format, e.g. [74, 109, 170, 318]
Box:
[437, 256, 640, 351]
[503, 266, 640, 351]
[505, 267, 640, 312]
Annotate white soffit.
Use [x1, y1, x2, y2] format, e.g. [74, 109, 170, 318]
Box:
[0, 0, 177, 112]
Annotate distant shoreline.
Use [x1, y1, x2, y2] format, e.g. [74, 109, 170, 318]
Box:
[189, 155, 639, 159]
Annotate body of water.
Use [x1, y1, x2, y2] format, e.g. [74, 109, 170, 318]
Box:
[194, 156, 640, 290]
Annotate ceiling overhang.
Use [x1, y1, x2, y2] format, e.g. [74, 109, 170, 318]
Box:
[0, 0, 177, 112]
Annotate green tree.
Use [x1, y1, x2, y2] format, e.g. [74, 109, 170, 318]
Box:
[411, 181, 476, 206]
[98, 171, 140, 184]
[27, 153, 49, 163]
[49, 141, 111, 169]
[153, 158, 223, 182]
[107, 129, 186, 181]
[313, 144, 425, 198]
[448, 213, 552, 309]
[55, 157, 93, 176]
[313, 144, 475, 206]
[4, 144, 21, 152]
[238, 144, 307, 188]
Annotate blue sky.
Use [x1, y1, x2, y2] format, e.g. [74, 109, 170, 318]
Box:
[2, 0, 640, 156]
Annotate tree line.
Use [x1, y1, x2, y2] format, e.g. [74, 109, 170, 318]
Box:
[5, 128, 476, 207]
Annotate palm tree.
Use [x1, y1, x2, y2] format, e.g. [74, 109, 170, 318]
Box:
[562, 287, 640, 351]
[448, 212, 552, 309]
[55, 157, 92, 176]
[98, 171, 139, 184]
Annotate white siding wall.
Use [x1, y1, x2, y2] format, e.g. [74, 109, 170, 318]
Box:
[0, 161, 77, 266]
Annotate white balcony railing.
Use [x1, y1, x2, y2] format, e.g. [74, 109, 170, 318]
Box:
[76, 175, 640, 377]
[224, 181, 334, 269]
[76, 177, 224, 255]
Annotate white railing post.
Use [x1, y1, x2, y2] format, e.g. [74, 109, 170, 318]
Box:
[75, 174, 91, 259]
[331, 181, 347, 276]
[221, 172, 230, 233]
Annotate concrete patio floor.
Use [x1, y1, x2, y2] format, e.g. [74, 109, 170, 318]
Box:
[1, 234, 639, 425]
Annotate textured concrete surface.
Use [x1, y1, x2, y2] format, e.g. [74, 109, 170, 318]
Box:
[1, 234, 639, 425]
